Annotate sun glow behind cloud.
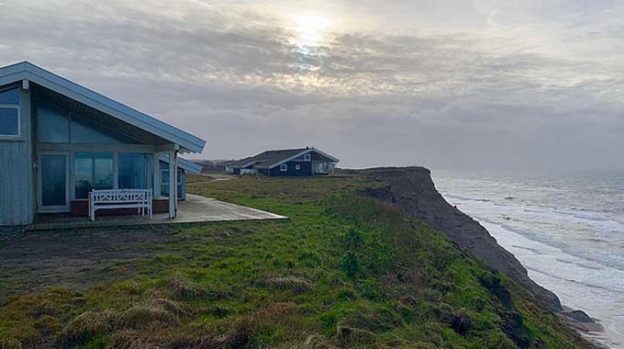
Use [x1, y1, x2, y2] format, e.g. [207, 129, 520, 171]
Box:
[288, 14, 334, 71]
[290, 15, 332, 47]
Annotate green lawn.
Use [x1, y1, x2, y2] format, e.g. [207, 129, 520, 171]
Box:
[0, 175, 589, 348]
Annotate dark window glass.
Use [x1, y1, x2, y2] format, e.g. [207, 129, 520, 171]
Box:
[160, 163, 183, 198]
[36, 101, 69, 142]
[0, 107, 19, 136]
[74, 152, 113, 199]
[71, 112, 138, 144]
[119, 153, 153, 189]
[0, 88, 19, 105]
[41, 154, 67, 206]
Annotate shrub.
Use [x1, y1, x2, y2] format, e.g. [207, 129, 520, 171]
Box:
[340, 252, 360, 279]
[57, 310, 118, 346]
[341, 228, 364, 249]
[118, 304, 179, 330]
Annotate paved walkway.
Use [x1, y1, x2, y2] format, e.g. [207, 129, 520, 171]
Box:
[28, 194, 286, 231]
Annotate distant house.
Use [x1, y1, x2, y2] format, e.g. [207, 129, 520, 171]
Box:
[0, 62, 206, 226]
[225, 147, 339, 176]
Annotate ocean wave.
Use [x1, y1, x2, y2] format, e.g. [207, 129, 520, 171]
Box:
[527, 267, 624, 295]
[443, 193, 492, 203]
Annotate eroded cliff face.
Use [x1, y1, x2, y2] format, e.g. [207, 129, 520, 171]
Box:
[357, 167, 563, 312]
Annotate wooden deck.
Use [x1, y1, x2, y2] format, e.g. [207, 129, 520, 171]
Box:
[28, 194, 286, 231]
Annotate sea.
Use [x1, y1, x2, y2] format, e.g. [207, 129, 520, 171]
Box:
[432, 169, 624, 348]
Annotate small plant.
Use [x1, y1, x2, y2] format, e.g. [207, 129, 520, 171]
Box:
[167, 273, 204, 300]
[266, 276, 313, 293]
[340, 252, 360, 279]
[56, 310, 118, 346]
[341, 228, 364, 249]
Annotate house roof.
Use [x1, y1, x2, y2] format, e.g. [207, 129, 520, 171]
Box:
[226, 147, 339, 169]
[0, 61, 206, 153]
[159, 155, 203, 175]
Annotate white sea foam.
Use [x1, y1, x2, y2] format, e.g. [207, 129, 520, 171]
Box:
[434, 170, 624, 348]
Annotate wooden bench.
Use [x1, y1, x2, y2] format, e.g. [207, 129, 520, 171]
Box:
[88, 189, 152, 221]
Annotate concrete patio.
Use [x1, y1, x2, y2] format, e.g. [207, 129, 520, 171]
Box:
[28, 194, 286, 231]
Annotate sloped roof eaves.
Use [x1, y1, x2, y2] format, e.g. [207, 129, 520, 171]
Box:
[266, 148, 339, 169]
[0, 62, 206, 153]
[159, 156, 203, 174]
[228, 148, 339, 169]
[176, 158, 203, 174]
[225, 157, 259, 168]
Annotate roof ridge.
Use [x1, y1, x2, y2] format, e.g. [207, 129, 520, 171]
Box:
[0, 61, 206, 153]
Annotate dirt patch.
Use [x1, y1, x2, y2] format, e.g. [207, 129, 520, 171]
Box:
[0, 225, 180, 302]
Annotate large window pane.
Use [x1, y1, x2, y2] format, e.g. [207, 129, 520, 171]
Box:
[36, 101, 69, 143]
[0, 107, 19, 136]
[74, 157, 92, 199]
[119, 153, 153, 189]
[0, 88, 19, 104]
[41, 154, 67, 206]
[94, 157, 113, 189]
[74, 152, 113, 199]
[160, 161, 183, 198]
[71, 112, 138, 144]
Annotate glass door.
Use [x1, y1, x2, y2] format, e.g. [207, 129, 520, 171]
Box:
[39, 153, 69, 212]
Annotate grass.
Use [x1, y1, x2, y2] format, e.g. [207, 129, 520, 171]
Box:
[0, 174, 590, 348]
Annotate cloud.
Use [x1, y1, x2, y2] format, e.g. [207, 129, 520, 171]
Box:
[0, 0, 623, 170]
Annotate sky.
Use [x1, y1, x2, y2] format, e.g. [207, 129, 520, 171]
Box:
[1, 0, 623, 170]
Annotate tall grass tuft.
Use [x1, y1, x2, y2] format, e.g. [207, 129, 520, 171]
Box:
[56, 310, 118, 346]
[266, 276, 314, 293]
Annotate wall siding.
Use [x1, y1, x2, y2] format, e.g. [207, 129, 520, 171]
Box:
[268, 161, 312, 177]
[0, 88, 34, 225]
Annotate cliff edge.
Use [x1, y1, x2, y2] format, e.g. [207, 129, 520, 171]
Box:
[357, 166, 563, 312]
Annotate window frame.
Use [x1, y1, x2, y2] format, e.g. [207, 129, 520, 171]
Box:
[295, 164, 301, 170]
[72, 151, 114, 200]
[117, 152, 153, 190]
[160, 168, 183, 198]
[303, 153, 311, 161]
[280, 163, 288, 172]
[0, 104, 21, 139]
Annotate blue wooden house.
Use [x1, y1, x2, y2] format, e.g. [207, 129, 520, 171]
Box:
[225, 147, 339, 176]
[0, 62, 206, 226]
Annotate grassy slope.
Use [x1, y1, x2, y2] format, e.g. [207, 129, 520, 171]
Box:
[0, 175, 589, 348]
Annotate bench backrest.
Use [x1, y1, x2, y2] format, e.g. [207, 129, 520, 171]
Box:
[89, 189, 152, 204]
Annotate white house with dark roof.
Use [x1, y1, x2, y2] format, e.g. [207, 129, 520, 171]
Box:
[0, 61, 206, 225]
[225, 147, 339, 176]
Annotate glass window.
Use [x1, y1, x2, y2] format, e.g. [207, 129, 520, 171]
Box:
[280, 164, 287, 171]
[160, 166, 183, 198]
[74, 152, 113, 199]
[119, 153, 153, 189]
[41, 154, 67, 207]
[161, 169, 169, 197]
[36, 101, 69, 143]
[71, 112, 138, 144]
[0, 88, 19, 105]
[0, 107, 19, 136]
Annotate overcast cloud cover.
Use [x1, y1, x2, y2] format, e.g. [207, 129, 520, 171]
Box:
[1, 0, 623, 170]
